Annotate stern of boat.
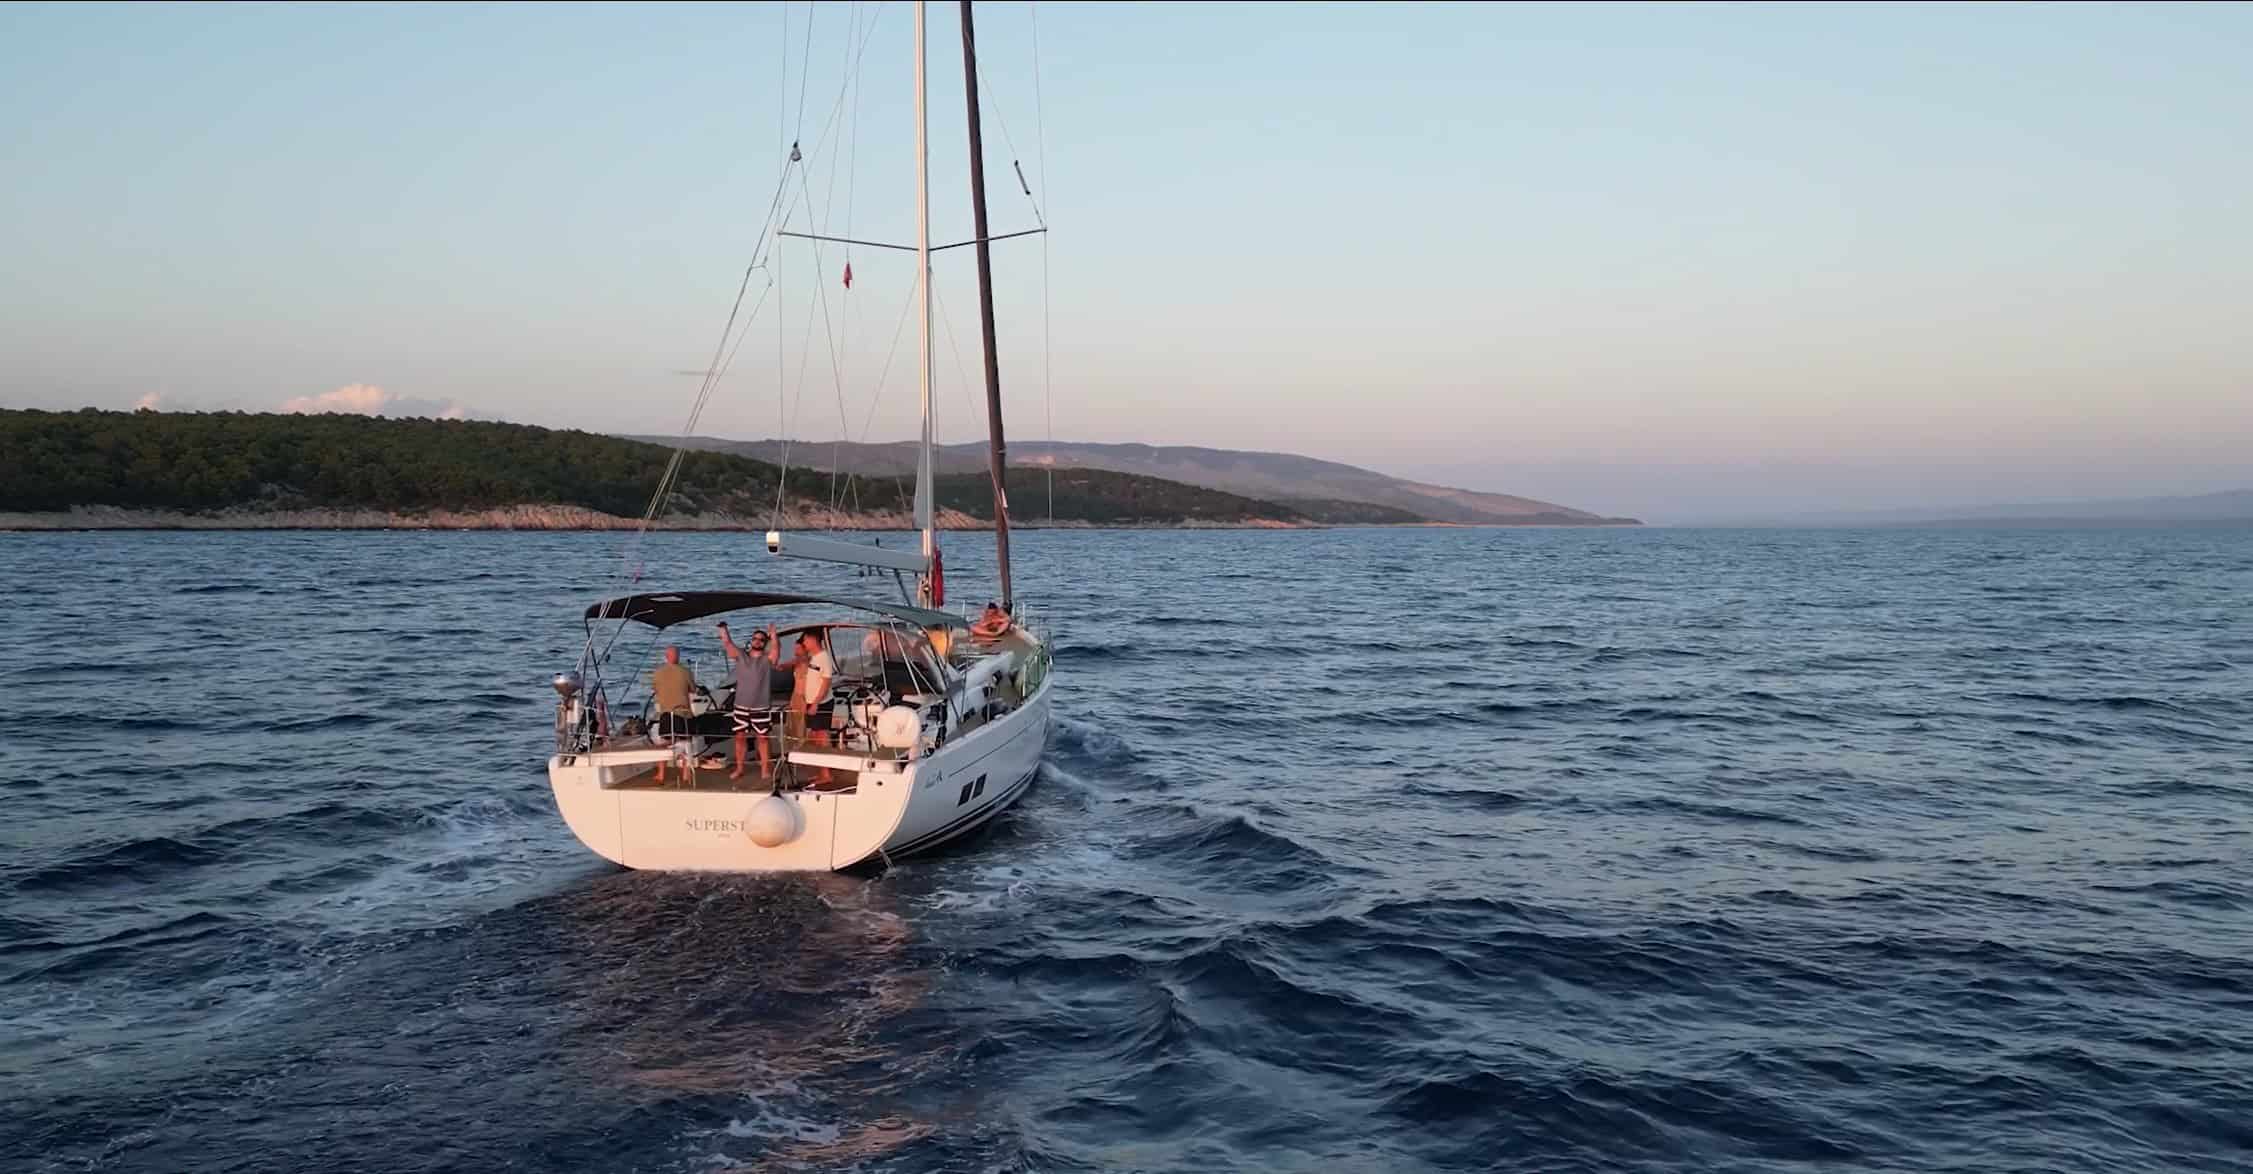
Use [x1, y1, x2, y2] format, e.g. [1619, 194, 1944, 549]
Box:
[547, 750, 918, 871]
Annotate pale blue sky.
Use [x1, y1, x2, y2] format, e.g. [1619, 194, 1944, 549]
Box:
[3, 2, 2247, 520]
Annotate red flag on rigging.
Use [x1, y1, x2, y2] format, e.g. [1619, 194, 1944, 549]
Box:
[842, 262, 853, 289]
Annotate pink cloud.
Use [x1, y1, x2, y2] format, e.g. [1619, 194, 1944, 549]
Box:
[278, 384, 475, 420]
[280, 383, 391, 414]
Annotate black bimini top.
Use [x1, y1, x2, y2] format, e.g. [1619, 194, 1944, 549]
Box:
[584, 590, 960, 632]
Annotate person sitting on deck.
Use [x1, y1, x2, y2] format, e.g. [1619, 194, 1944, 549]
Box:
[785, 631, 839, 786]
[969, 601, 1012, 642]
[649, 646, 697, 783]
[717, 621, 780, 781]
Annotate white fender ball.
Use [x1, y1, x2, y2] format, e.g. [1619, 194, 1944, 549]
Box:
[744, 795, 801, 848]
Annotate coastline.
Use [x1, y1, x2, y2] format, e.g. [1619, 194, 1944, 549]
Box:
[0, 504, 1644, 532]
[0, 504, 1311, 532]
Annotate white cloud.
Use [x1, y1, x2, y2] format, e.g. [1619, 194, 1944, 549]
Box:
[133, 392, 165, 411]
[278, 384, 479, 420]
[280, 383, 391, 414]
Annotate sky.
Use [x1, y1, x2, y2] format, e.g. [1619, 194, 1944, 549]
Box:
[2, 1, 2247, 522]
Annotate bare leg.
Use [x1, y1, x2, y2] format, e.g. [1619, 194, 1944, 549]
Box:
[784, 713, 807, 788]
[756, 728, 773, 777]
[812, 726, 834, 784]
[730, 725, 748, 780]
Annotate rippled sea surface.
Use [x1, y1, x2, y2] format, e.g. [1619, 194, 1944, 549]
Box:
[4, 526, 2251, 1173]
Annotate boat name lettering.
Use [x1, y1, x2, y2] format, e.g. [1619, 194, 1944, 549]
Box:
[685, 818, 743, 833]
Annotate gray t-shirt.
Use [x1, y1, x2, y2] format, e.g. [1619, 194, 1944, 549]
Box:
[731, 651, 775, 711]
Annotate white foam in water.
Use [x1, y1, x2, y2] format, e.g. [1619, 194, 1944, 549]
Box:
[280, 791, 594, 936]
[722, 1106, 843, 1144]
[898, 759, 1157, 917]
[664, 1094, 848, 1172]
[666, 1101, 844, 1174]
[915, 835, 1124, 917]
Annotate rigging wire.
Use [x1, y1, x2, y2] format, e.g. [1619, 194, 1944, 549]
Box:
[786, 163, 859, 516]
[794, 0, 817, 142]
[764, 5, 888, 516]
[613, 152, 795, 595]
[1032, 1, 1055, 523]
[853, 274, 925, 515]
[773, 117, 868, 527]
[771, 148, 801, 523]
[620, 0, 1045, 597]
[711, 280, 778, 409]
[779, 1, 789, 200]
[826, 0, 862, 512]
[791, 66, 858, 517]
[769, 1, 799, 514]
[974, 66, 1045, 227]
[806, 18, 851, 513]
[842, 0, 861, 253]
[597, 1, 890, 658]
[773, 218, 826, 527]
[932, 280, 989, 471]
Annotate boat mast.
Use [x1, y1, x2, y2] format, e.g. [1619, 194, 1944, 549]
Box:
[914, 0, 938, 597]
[957, 0, 1013, 613]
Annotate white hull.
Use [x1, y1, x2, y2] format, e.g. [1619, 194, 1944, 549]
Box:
[547, 677, 1050, 872]
[549, 2, 1055, 874]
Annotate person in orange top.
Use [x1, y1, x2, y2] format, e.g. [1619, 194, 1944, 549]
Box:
[969, 601, 1011, 642]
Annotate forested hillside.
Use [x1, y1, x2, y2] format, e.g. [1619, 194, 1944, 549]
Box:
[0, 409, 1399, 526]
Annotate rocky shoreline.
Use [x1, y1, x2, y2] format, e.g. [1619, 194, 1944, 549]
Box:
[0, 504, 1309, 532]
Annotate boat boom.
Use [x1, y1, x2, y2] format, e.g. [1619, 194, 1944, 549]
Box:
[766, 531, 932, 573]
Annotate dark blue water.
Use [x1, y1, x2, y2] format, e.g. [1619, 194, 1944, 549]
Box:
[3, 526, 2250, 1172]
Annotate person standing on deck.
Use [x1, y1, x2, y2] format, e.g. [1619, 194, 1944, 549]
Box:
[786, 631, 838, 786]
[649, 646, 697, 783]
[716, 622, 780, 781]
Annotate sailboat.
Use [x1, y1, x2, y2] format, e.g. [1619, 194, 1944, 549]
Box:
[543, 1, 1054, 872]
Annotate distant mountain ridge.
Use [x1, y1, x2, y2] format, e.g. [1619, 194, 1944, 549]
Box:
[626, 437, 1641, 526]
